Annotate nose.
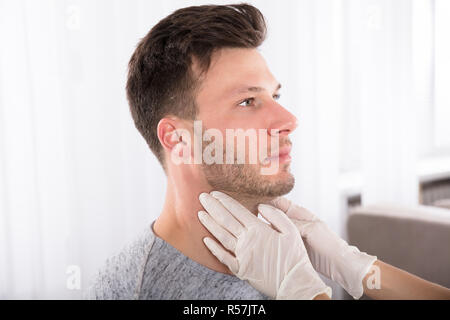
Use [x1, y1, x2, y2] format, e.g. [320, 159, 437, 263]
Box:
[267, 103, 298, 137]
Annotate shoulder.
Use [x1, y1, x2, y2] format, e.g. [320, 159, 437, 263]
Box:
[83, 226, 155, 300]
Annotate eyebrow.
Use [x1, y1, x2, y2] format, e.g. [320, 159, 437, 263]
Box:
[232, 83, 282, 96]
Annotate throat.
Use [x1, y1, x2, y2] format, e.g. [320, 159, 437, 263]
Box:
[153, 207, 233, 276]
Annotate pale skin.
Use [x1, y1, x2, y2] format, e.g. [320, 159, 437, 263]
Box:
[153, 47, 450, 300]
[316, 260, 450, 300]
[361, 260, 450, 300]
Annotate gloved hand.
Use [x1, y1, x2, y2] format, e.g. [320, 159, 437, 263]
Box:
[198, 191, 332, 300]
[270, 197, 377, 299]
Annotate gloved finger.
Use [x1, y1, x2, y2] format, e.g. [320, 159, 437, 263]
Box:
[199, 193, 245, 238]
[203, 237, 239, 274]
[257, 204, 298, 235]
[270, 197, 316, 222]
[198, 211, 237, 252]
[270, 197, 291, 212]
[292, 219, 319, 238]
[210, 191, 260, 228]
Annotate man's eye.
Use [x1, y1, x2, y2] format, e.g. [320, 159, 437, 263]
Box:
[237, 94, 280, 107]
[238, 98, 255, 107]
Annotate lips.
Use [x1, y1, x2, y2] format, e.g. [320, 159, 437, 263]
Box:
[265, 144, 292, 163]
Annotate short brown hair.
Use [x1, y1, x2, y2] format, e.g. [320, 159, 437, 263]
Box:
[126, 3, 267, 167]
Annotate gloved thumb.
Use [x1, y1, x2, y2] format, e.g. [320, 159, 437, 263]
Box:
[290, 219, 317, 238]
[269, 197, 291, 213]
[270, 197, 317, 222]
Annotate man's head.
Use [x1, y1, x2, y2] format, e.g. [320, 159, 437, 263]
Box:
[126, 3, 297, 199]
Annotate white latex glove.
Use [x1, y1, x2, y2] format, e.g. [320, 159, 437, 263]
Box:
[270, 197, 377, 299]
[198, 191, 332, 300]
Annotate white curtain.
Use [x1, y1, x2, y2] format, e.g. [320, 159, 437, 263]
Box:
[358, 0, 419, 206]
[0, 0, 427, 299]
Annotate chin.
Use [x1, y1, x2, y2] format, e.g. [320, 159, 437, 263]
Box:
[265, 163, 292, 179]
[262, 172, 295, 198]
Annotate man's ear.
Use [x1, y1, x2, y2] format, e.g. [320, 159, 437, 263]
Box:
[157, 117, 189, 152]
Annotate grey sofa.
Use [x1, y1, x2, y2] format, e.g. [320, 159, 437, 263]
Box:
[347, 204, 450, 296]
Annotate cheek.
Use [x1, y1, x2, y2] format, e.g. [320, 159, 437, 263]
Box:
[204, 113, 269, 132]
[197, 97, 270, 130]
[226, 131, 272, 163]
[199, 109, 273, 159]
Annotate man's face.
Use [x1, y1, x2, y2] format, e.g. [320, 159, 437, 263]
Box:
[193, 48, 298, 198]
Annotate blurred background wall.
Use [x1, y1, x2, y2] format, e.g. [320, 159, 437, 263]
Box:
[0, 0, 449, 299]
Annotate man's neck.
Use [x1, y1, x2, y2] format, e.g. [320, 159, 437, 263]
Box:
[152, 167, 268, 275]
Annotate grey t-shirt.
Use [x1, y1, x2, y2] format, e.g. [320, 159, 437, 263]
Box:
[85, 221, 269, 300]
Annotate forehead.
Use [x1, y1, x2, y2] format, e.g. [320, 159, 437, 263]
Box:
[195, 48, 277, 101]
